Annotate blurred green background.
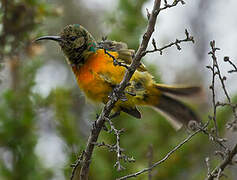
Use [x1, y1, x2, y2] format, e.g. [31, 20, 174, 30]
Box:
[0, 0, 237, 180]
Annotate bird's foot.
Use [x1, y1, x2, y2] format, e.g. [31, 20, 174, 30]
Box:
[109, 85, 128, 102]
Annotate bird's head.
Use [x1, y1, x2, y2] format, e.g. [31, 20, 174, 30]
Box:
[35, 24, 97, 66]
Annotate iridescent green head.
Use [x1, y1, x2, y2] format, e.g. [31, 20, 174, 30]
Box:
[35, 24, 97, 66]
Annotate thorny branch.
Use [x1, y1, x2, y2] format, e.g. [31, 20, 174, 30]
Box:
[206, 144, 237, 180]
[103, 49, 129, 69]
[70, 151, 85, 180]
[106, 118, 135, 171]
[145, 29, 194, 55]
[147, 145, 154, 180]
[117, 128, 202, 180]
[206, 40, 220, 136]
[73, 1, 162, 179]
[196, 120, 227, 150]
[144, 0, 185, 20]
[93, 141, 117, 152]
[92, 121, 136, 171]
[199, 124, 227, 150]
[207, 41, 237, 131]
[204, 40, 237, 180]
[205, 157, 211, 177]
[160, 0, 185, 11]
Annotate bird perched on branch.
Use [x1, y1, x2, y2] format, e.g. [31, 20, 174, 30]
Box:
[36, 24, 200, 130]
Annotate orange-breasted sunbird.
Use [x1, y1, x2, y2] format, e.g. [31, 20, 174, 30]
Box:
[36, 24, 200, 129]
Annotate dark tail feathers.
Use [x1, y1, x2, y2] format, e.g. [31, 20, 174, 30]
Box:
[153, 94, 200, 130]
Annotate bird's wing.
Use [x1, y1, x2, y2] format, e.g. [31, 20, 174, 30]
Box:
[97, 40, 147, 72]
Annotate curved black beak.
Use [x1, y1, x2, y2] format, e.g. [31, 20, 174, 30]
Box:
[34, 36, 63, 43]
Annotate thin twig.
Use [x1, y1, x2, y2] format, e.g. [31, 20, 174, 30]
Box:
[104, 49, 129, 69]
[147, 145, 154, 180]
[70, 151, 85, 180]
[117, 128, 202, 180]
[224, 56, 237, 73]
[207, 41, 237, 131]
[209, 41, 230, 103]
[205, 157, 211, 177]
[145, 29, 194, 55]
[198, 122, 227, 150]
[206, 143, 237, 180]
[204, 41, 237, 180]
[160, 0, 185, 11]
[107, 118, 127, 171]
[207, 40, 220, 136]
[216, 102, 237, 109]
[93, 141, 117, 152]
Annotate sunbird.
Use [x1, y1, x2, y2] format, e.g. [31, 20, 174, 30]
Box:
[36, 24, 200, 129]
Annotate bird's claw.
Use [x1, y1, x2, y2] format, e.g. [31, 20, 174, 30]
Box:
[109, 86, 128, 102]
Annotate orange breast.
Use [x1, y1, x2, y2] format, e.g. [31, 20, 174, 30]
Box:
[72, 49, 126, 103]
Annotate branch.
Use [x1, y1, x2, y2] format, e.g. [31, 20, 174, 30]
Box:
[146, 144, 154, 180]
[72, 1, 162, 179]
[104, 49, 129, 69]
[207, 41, 237, 131]
[70, 151, 85, 180]
[206, 40, 219, 136]
[224, 56, 237, 74]
[145, 29, 194, 55]
[204, 41, 237, 180]
[206, 143, 237, 180]
[117, 128, 202, 180]
[208, 41, 230, 103]
[160, 0, 185, 11]
[93, 141, 117, 152]
[107, 118, 135, 171]
[198, 123, 227, 150]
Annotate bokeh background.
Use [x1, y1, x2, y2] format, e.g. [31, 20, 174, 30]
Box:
[0, 0, 237, 179]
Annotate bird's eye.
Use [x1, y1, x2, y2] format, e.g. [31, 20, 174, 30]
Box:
[70, 36, 77, 41]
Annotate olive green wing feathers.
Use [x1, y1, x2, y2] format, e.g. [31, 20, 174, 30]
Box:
[97, 40, 146, 72]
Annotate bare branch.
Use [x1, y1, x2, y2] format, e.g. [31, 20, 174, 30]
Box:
[70, 151, 85, 180]
[204, 40, 237, 180]
[145, 29, 194, 55]
[197, 121, 227, 150]
[160, 0, 185, 11]
[103, 49, 129, 69]
[117, 128, 202, 180]
[207, 40, 237, 131]
[224, 56, 237, 73]
[93, 141, 117, 152]
[106, 118, 135, 171]
[205, 157, 211, 177]
[208, 41, 229, 102]
[147, 145, 154, 180]
[207, 40, 222, 136]
[206, 143, 237, 180]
